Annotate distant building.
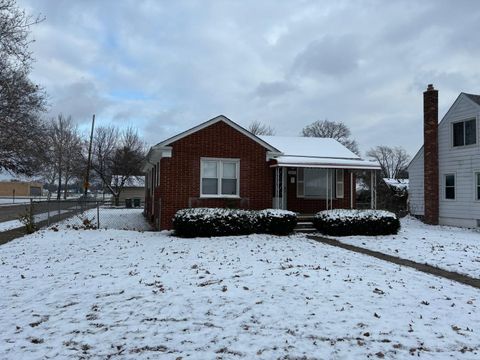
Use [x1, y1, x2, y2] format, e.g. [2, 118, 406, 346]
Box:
[110, 176, 145, 206]
[0, 181, 43, 197]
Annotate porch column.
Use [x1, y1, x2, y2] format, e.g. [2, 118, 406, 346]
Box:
[350, 171, 354, 209]
[275, 167, 280, 209]
[370, 170, 377, 209]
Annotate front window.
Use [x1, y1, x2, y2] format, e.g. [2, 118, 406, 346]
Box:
[201, 159, 239, 197]
[297, 168, 342, 198]
[453, 119, 476, 147]
[445, 174, 455, 200]
[476, 173, 480, 200]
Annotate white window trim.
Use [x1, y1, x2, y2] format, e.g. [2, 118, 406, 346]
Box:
[451, 118, 477, 148]
[444, 173, 456, 201]
[200, 158, 240, 198]
[474, 170, 480, 201]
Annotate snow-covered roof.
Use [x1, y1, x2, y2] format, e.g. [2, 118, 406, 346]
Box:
[111, 176, 145, 188]
[259, 136, 360, 159]
[383, 178, 409, 190]
[260, 135, 381, 170]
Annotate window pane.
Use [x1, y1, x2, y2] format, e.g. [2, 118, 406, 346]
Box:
[445, 175, 455, 187]
[445, 187, 455, 199]
[453, 122, 464, 146]
[202, 178, 218, 194]
[465, 119, 476, 145]
[202, 161, 217, 178]
[477, 173, 480, 187]
[223, 162, 236, 179]
[304, 169, 327, 197]
[221, 179, 237, 195]
[336, 169, 344, 198]
[477, 186, 480, 201]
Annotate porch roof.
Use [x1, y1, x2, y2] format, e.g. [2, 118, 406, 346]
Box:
[270, 156, 381, 170]
[259, 135, 381, 170]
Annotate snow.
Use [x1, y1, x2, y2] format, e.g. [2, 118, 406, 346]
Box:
[383, 178, 409, 190]
[110, 175, 145, 188]
[0, 197, 49, 206]
[273, 156, 381, 169]
[260, 135, 360, 159]
[337, 216, 480, 278]
[1, 229, 479, 358]
[315, 209, 397, 221]
[0, 209, 73, 232]
[58, 208, 152, 231]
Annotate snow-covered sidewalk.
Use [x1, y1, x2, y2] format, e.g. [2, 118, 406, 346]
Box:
[1, 229, 479, 359]
[336, 216, 480, 278]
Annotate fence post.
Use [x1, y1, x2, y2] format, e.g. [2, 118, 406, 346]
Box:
[97, 201, 100, 229]
[47, 199, 50, 226]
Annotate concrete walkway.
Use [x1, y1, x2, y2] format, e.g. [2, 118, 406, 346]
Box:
[307, 235, 480, 290]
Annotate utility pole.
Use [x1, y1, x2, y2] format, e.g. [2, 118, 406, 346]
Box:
[84, 114, 95, 197]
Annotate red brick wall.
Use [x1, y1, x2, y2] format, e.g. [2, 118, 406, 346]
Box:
[285, 168, 355, 213]
[423, 84, 439, 225]
[156, 121, 272, 229]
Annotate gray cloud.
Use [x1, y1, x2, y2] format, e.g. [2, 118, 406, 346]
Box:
[254, 81, 296, 98]
[17, 0, 480, 156]
[292, 35, 360, 77]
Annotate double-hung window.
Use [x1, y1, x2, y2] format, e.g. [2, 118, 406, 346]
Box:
[297, 168, 344, 198]
[476, 173, 480, 201]
[445, 174, 455, 200]
[201, 159, 239, 197]
[453, 119, 476, 147]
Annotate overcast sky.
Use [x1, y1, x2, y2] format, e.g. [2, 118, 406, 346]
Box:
[19, 0, 480, 157]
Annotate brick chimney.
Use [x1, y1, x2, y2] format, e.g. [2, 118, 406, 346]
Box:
[423, 84, 439, 224]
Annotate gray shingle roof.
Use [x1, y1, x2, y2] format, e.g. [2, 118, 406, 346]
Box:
[464, 93, 480, 105]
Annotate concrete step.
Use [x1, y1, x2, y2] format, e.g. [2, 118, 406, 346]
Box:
[294, 227, 317, 233]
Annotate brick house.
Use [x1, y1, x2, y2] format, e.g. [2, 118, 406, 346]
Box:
[144, 115, 380, 229]
[408, 85, 480, 227]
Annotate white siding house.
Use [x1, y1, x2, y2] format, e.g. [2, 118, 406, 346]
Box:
[408, 90, 480, 228]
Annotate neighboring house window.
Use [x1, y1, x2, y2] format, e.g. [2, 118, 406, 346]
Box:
[445, 174, 455, 199]
[453, 119, 476, 147]
[201, 159, 239, 197]
[476, 173, 480, 200]
[297, 168, 339, 198]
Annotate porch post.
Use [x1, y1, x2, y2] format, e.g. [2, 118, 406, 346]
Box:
[350, 171, 354, 209]
[326, 169, 329, 210]
[370, 169, 377, 209]
[275, 167, 280, 209]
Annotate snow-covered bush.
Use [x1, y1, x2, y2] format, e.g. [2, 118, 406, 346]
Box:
[256, 209, 297, 235]
[173, 208, 297, 237]
[313, 209, 400, 236]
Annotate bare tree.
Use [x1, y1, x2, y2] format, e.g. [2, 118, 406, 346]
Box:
[301, 119, 360, 155]
[366, 145, 410, 179]
[91, 126, 146, 205]
[45, 115, 83, 199]
[248, 120, 275, 136]
[0, 0, 47, 175]
[91, 125, 119, 197]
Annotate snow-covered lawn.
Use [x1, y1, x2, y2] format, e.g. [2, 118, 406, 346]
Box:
[1, 229, 479, 359]
[59, 208, 151, 231]
[336, 216, 480, 278]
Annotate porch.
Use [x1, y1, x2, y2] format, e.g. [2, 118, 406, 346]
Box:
[271, 165, 380, 213]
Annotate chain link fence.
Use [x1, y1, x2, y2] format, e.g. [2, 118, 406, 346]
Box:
[26, 199, 151, 231]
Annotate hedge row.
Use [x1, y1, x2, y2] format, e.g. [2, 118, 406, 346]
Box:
[313, 209, 400, 236]
[173, 208, 297, 237]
